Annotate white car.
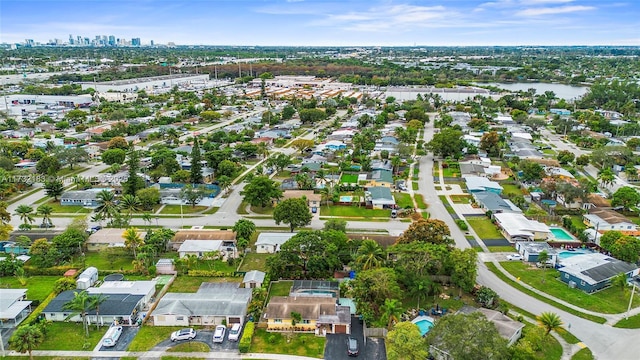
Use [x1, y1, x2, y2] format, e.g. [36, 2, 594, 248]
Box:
[506, 254, 523, 261]
[228, 323, 242, 341]
[171, 328, 196, 341]
[213, 325, 226, 343]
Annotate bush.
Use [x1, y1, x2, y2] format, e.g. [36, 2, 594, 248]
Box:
[24, 292, 56, 325]
[187, 270, 233, 277]
[455, 219, 468, 231]
[238, 321, 255, 353]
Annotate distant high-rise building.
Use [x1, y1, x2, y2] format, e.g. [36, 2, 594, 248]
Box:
[131, 38, 141, 46]
[84, 37, 90, 45]
[68, 34, 74, 45]
[77, 36, 82, 45]
[108, 35, 116, 46]
[150, 40, 154, 46]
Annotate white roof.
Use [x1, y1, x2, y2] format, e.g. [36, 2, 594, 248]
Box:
[494, 213, 550, 238]
[0, 289, 31, 320]
[511, 132, 533, 141]
[243, 270, 266, 283]
[255, 232, 296, 247]
[465, 176, 503, 191]
[178, 240, 225, 253]
[88, 281, 157, 296]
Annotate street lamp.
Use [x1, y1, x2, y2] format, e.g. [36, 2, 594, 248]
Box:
[626, 281, 637, 320]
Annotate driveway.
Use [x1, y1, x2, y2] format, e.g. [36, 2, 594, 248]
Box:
[150, 328, 239, 352]
[325, 316, 386, 360]
[98, 326, 139, 352]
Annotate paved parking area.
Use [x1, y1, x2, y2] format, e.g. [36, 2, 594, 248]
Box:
[98, 326, 139, 352]
[150, 328, 240, 352]
[325, 316, 386, 360]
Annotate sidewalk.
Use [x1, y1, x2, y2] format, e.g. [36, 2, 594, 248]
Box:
[7, 350, 320, 359]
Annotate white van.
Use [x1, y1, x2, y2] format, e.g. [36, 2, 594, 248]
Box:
[102, 325, 123, 347]
[228, 323, 242, 341]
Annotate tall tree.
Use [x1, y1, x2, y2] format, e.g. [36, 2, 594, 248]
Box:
[9, 325, 45, 360]
[94, 190, 118, 225]
[386, 322, 427, 360]
[611, 273, 629, 294]
[380, 298, 403, 330]
[479, 131, 501, 157]
[273, 198, 312, 232]
[122, 227, 144, 259]
[123, 150, 145, 196]
[611, 186, 640, 211]
[354, 239, 386, 271]
[190, 136, 203, 184]
[120, 194, 141, 220]
[44, 179, 64, 201]
[180, 184, 205, 207]
[36, 204, 53, 228]
[63, 290, 94, 337]
[537, 312, 563, 336]
[351, 267, 402, 324]
[242, 176, 283, 208]
[232, 219, 256, 242]
[396, 218, 452, 245]
[57, 147, 88, 170]
[598, 168, 615, 189]
[89, 293, 109, 330]
[14, 204, 35, 230]
[450, 248, 478, 294]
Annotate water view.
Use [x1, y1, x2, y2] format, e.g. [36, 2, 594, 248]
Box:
[480, 82, 589, 101]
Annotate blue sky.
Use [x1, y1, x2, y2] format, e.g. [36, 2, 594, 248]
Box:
[1, 0, 638, 46]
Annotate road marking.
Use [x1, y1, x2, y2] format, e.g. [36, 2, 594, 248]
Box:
[577, 342, 587, 349]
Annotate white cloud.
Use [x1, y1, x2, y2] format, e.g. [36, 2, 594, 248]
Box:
[516, 5, 595, 16]
[520, 0, 574, 4]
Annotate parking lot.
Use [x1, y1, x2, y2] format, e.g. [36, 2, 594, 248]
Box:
[324, 316, 386, 360]
[150, 328, 241, 352]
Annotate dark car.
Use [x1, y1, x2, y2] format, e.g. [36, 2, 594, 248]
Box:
[347, 336, 359, 357]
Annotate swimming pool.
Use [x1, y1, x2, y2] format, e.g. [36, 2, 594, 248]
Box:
[558, 249, 590, 259]
[550, 228, 574, 240]
[412, 316, 434, 336]
[339, 196, 353, 202]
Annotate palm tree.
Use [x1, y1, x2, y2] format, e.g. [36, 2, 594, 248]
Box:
[537, 312, 563, 336]
[320, 185, 335, 207]
[353, 187, 365, 208]
[257, 142, 270, 159]
[391, 156, 402, 175]
[15, 204, 35, 228]
[120, 194, 141, 220]
[217, 175, 232, 196]
[0, 200, 11, 225]
[355, 239, 385, 271]
[408, 277, 432, 310]
[598, 168, 615, 188]
[122, 227, 144, 258]
[166, 128, 180, 145]
[36, 204, 53, 228]
[89, 293, 109, 330]
[381, 298, 403, 330]
[63, 290, 94, 337]
[95, 190, 118, 224]
[141, 212, 152, 226]
[185, 253, 199, 270]
[9, 324, 45, 360]
[611, 273, 629, 294]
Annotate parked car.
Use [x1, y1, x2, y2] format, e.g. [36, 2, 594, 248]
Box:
[213, 325, 226, 343]
[171, 328, 196, 341]
[506, 254, 523, 261]
[347, 336, 359, 357]
[102, 325, 123, 347]
[228, 323, 242, 341]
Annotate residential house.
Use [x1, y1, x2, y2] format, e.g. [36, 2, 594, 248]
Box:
[243, 270, 266, 288]
[473, 191, 522, 215]
[255, 232, 296, 253]
[152, 282, 252, 326]
[327, 129, 355, 142]
[87, 228, 146, 250]
[493, 213, 550, 241]
[177, 240, 237, 260]
[171, 230, 236, 249]
[264, 296, 351, 335]
[87, 280, 157, 309]
[457, 306, 524, 346]
[558, 253, 639, 293]
[319, 140, 347, 152]
[460, 163, 487, 177]
[370, 160, 393, 172]
[363, 170, 394, 188]
[366, 187, 396, 210]
[515, 242, 557, 264]
[463, 134, 481, 148]
[61, 188, 114, 207]
[583, 209, 640, 237]
[465, 176, 503, 194]
[258, 129, 289, 139]
[0, 289, 32, 326]
[302, 154, 327, 165]
[280, 190, 321, 213]
[374, 136, 399, 153]
[44, 290, 144, 326]
[290, 162, 322, 175]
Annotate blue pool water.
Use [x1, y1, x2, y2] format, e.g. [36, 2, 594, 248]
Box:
[558, 249, 590, 259]
[339, 196, 353, 202]
[414, 319, 434, 336]
[550, 228, 574, 240]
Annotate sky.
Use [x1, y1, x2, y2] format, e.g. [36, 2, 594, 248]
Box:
[1, 0, 638, 46]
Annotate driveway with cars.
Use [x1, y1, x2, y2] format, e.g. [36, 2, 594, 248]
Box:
[324, 316, 386, 360]
[149, 328, 239, 352]
[98, 326, 139, 352]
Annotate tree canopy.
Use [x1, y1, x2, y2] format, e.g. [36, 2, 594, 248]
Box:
[273, 198, 312, 232]
[396, 218, 452, 246]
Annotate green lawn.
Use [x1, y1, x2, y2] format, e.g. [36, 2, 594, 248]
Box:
[128, 326, 185, 351]
[0, 275, 58, 301]
[160, 205, 207, 214]
[571, 348, 595, 360]
[250, 329, 325, 358]
[320, 205, 390, 218]
[467, 217, 504, 239]
[190, 259, 237, 273]
[442, 166, 460, 178]
[485, 263, 606, 324]
[414, 194, 428, 209]
[237, 200, 249, 215]
[168, 276, 242, 293]
[438, 196, 456, 215]
[166, 342, 210, 352]
[250, 206, 274, 215]
[501, 183, 525, 197]
[449, 194, 472, 204]
[202, 207, 219, 214]
[394, 192, 414, 208]
[614, 313, 640, 328]
[522, 323, 563, 360]
[39, 322, 103, 350]
[238, 253, 273, 272]
[500, 261, 640, 314]
[81, 250, 135, 271]
[412, 182, 419, 191]
[487, 246, 516, 253]
[340, 174, 359, 184]
[268, 280, 293, 302]
[43, 199, 92, 214]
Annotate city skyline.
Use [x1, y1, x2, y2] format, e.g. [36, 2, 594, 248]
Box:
[1, 0, 639, 46]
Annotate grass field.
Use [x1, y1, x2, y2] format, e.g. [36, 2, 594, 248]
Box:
[571, 348, 595, 360]
[501, 261, 640, 314]
[128, 326, 185, 351]
[250, 206, 274, 215]
[449, 194, 472, 204]
[501, 183, 525, 197]
[268, 280, 293, 302]
[320, 206, 390, 218]
[466, 217, 504, 239]
[169, 276, 241, 292]
[238, 253, 273, 272]
[340, 174, 359, 184]
[250, 329, 325, 358]
[614, 313, 640, 328]
[412, 182, 419, 190]
[166, 342, 210, 352]
[394, 192, 414, 208]
[414, 194, 428, 209]
[438, 196, 456, 215]
[82, 250, 135, 271]
[39, 322, 104, 350]
[487, 245, 516, 253]
[42, 199, 92, 214]
[160, 205, 207, 214]
[0, 275, 59, 301]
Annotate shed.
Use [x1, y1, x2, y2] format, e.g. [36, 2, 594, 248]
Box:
[77, 267, 98, 289]
[243, 270, 266, 288]
[155, 258, 176, 274]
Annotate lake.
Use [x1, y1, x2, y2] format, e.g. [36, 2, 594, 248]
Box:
[480, 82, 589, 101]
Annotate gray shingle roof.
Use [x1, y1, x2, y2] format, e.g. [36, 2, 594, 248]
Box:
[153, 283, 251, 317]
[44, 290, 143, 316]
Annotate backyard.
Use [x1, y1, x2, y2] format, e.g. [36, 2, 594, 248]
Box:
[267, 280, 293, 302]
[466, 217, 504, 239]
[500, 261, 640, 313]
[168, 276, 242, 293]
[393, 192, 414, 208]
[339, 173, 359, 184]
[320, 205, 390, 218]
[81, 250, 135, 271]
[0, 275, 58, 301]
[501, 183, 525, 197]
[40, 199, 92, 214]
[250, 329, 325, 358]
[238, 253, 273, 272]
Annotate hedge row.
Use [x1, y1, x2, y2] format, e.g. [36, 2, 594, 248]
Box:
[23, 266, 76, 276]
[187, 270, 242, 277]
[238, 321, 255, 353]
[24, 291, 56, 325]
